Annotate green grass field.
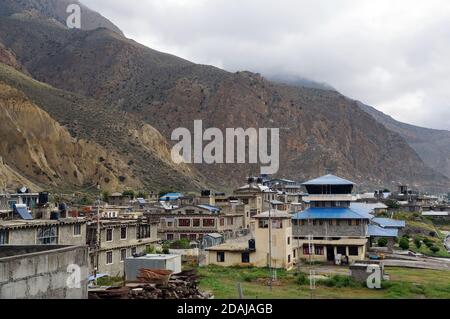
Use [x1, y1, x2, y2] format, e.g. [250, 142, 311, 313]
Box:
[198, 265, 450, 299]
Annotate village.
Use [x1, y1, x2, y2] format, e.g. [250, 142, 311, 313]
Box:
[1, 174, 450, 299]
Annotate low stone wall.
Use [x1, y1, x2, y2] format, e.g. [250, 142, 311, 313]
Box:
[0, 245, 89, 299]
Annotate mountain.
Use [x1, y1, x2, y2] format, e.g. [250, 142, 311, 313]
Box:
[0, 0, 448, 192]
[358, 102, 450, 181]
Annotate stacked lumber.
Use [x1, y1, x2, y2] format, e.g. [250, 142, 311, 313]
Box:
[88, 269, 212, 299]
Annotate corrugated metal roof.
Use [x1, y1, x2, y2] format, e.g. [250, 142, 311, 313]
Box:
[372, 218, 406, 228]
[198, 204, 221, 213]
[368, 224, 398, 237]
[159, 193, 183, 201]
[302, 174, 355, 186]
[292, 207, 371, 220]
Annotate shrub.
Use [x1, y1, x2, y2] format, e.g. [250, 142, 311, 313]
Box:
[430, 246, 440, 253]
[317, 275, 360, 288]
[414, 238, 422, 249]
[296, 272, 308, 285]
[169, 239, 191, 249]
[425, 241, 434, 248]
[122, 190, 135, 198]
[377, 238, 388, 247]
[399, 237, 410, 250]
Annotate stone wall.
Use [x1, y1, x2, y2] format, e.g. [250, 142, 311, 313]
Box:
[0, 245, 88, 299]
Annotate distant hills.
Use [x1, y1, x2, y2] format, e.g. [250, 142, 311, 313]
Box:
[0, 0, 448, 193]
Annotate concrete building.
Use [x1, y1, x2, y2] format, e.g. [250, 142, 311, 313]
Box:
[292, 175, 371, 263]
[205, 210, 294, 270]
[154, 204, 246, 241]
[86, 218, 159, 277]
[233, 178, 277, 218]
[0, 218, 87, 246]
[0, 245, 89, 299]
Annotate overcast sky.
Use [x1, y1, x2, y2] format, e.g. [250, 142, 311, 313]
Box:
[84, 0, 450, 131]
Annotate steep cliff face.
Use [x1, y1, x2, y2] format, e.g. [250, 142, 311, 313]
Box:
[0, 1, 448, 192]
[0, 81, 142, 191]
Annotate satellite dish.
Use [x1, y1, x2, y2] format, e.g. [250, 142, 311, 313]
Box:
[20, 187, 28, 194]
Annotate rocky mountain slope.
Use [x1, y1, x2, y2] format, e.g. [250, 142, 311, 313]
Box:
[0, 0, 448, 192]
[358, 102, 450, 181]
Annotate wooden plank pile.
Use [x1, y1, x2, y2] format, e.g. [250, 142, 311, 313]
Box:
[88, 269, 212, 299]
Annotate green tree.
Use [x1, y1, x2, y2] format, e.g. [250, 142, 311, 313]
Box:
[137, 191, 147, 199]
[122, 190, 135, 199]
[386, 199, 400, 210]
[377, 238, 388, 247]
[101, 191, 110, 203]
[399, 237, 410, 250]
[414, 238, 422, 249]
[430, 246, 440, 254]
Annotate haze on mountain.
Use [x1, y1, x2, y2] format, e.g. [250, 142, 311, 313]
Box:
[0, 0, 449, 193]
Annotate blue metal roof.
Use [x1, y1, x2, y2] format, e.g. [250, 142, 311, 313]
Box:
[302, 174, 355, 186]
[13, 204, 33, 220]
[368, 224, 398, 237]
[372, 218, 406, 228]
[292, 207, 371, 220]
[159, 193, 183, 201]
[198, 204, 221, 213]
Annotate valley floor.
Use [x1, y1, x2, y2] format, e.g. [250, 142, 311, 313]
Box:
[198, 265, 450, 299]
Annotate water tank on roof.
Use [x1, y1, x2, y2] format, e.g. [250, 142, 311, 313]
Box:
[50, 211, 61, 220]
[38, 192, 49, 205]
[58, 202, 67, 212]
[248, 177, 255, 184]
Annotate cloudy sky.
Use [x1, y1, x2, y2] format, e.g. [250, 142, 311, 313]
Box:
[85, 0, 450, 130]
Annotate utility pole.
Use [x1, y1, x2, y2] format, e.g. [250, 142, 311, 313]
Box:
[94, 185, 101, 283]
[268, 200, 273, 291]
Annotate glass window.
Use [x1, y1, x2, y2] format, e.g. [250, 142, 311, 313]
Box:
[193, 219, 200, 227]
[106, 251, 113, 265]
[179, 219, 191, 227]
[131, 247, 137, 255]
[120, 249, 127, 262]
[37, 226, 58, 245]
[167, 233, 174, 240]
[203, 219, 215, 227]
[217, 251, 225, 262]
[106, 228, 113, 242]
[315, 246, 324, 255]
[349, 246, 359, 256]
[0, 229, 9, 245]
[120, 226, 127, 239]
[337, 246, 346, 255]
[303, 244, 311, 255]
[73, 224, 81, 236]
[241, 252, 250, 263]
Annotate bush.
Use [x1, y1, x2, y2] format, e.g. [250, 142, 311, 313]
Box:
[145, 245, 156, 254]
[377, 238, 388, 247]
[425, 241, 434, 248]
[296, 272, 308, 285]
[317, 275, 360, 288]
[399, 237, 410, 250]
[414, 238, 422, 249]
[430, 246, 440, 253]
[122, 190, 135, 199]
[169, 239, 191, 249]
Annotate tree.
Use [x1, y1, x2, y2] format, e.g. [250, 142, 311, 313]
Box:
[122, 190, 135, 199]
[101, 191, 110, 203]
[137, 191, 147, 199]
[385, 199, 400, 210]
[414, 238, 422, 249]
[430, 246, 440, 254]
[377, 238, 388, 247]
[399, 237, 410, 250]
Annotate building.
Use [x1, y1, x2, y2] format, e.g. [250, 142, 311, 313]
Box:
[154, 204, 246, 241]
[107, 193, 132, 206]
[0, 218, 87, 246]
[233, 178, 277, 218]
[0, 245, 89, 299]
[205, 210, 294, 270]
[292, 174, 371, 263]
[86, 217, 159, 277]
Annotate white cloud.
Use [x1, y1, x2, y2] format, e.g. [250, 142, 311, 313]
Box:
[83, 0, 450, 130]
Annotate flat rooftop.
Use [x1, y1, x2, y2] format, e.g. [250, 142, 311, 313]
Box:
[127, 254, 180, 260]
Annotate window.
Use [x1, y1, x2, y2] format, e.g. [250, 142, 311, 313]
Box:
[301, 220, 306, 226]
[220, 218, 225, 226]
[287, 237, 291, 245]
[336, 220, 340, 226]
[293, 249, 296, 258]
[185, 209, 195, 214]
[189, 234, 197, 240]
[312, 220, 317, 226]
[120, 249, 127, 262]
[329, 220, 333, 226]
[131, 247, 137, 255]
[319, 220, 323, 226]
[137, 225, 151, 239]
[106, 251, 113, 265]
[0, 229, 9, 245]
[355, 220, 360, 226]
[348, 220, 352, 226]
[120, 226, 127, 240]
[315, 246, 324, 255]
[180, 234, 189, 239]
[167, 233, 174, 240]
[241, 252, 250, 263]
[337, 246, 346, 255]
[272, 219, 283, 229]
[179, 219, 191, 227]
[217, 251, 225, 262]
[37, 226, 58, 244]
[73, 224, 81, 236]
[167, 222, 174, 227]
[227, 217, 234, 225]
[193, 219, 200, 227]
[203, 219, 215, 227]
[258, 219, 269, 229]
[349, 246, 359, 256]
[303, 244, 310, 255]
[106, 228, 113, 242]
[288, 254, 291, 263]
